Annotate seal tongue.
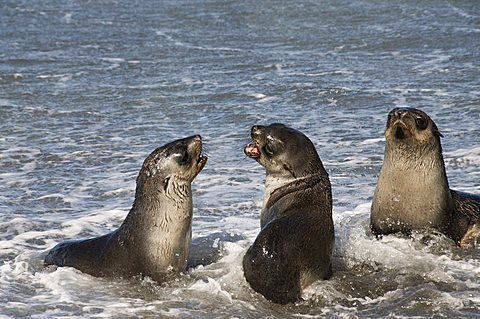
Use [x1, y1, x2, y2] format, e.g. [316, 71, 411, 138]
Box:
[245, 143, 260, 158]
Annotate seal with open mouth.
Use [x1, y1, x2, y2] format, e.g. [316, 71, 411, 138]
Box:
[44, 135, 208, 282]
[243, 123, 334, 304]
[371, 108, 480, 247]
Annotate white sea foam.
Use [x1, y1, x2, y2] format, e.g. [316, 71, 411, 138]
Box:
[190, 277, 233, 302]
[359, 138, 384, 145]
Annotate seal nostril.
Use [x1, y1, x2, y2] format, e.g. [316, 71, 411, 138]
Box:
[395, 110, 404, 118]
[251, 125, 261, 137]
[394, 107, 417, 118]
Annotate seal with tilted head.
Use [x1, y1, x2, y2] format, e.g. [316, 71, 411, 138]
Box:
[45, 136, 207, 282]
[243, 123, 334, 304]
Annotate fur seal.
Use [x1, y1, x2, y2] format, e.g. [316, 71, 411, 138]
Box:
[243, 123, 334, 304]
[44, 135, 207, 281]
[371, 107, 480, 247]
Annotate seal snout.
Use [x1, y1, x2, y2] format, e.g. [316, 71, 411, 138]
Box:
[387, 108, 418, 140]
[392, 107, 409, 117]
[390, 107, 418, 118]
[192, 134, 202, 142]
[251, 125, 264, 138]
[245, 125, 264, 159]
[387, 107, 435, 141]
[189, 135, 207, 172]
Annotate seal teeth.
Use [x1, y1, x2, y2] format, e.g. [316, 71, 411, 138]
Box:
[200, 154, 207, 164]
[245, 143, 260, 158]
[195, 154, 207, 174]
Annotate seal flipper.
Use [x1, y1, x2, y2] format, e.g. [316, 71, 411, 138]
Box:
[44, 234, 112, 276]
[450, 190, 480, 247]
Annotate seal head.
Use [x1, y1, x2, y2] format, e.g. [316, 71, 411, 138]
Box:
[45, 135, 207, 282]
[245, 123, 326, 179]
[243, 123, 334, 304]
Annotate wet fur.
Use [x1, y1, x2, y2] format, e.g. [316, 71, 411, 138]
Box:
[371, 108, 480, 247]
[450, 190, 480, 247]
[243, 124, 334, 304]
[45, 136, 206, 282]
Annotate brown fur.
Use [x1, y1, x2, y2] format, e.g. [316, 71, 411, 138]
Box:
[45, 136, 207, 281]
[371, 108, 480, 247]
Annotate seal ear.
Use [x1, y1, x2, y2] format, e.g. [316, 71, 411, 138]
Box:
[431, 121, 444, 138]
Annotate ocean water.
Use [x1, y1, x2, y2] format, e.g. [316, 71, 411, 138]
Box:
[1, 0, 479, 317]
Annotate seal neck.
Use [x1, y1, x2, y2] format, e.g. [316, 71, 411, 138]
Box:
[266, 172, 329, 205]
[122, 179, 193, 233]
[384, 137, 446, 172]
[261, 172, 331, 228]
[382, 138, 451, 193]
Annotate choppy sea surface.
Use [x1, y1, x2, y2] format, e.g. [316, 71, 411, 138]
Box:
[1, 0, 479, 318]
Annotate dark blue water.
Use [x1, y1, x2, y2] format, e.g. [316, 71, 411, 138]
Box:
[1, 0, 479, 317]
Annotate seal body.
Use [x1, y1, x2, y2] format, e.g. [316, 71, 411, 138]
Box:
[371, 108, 480, 247]
[45, 136, 207, 282]
[243, 123, 334, 304]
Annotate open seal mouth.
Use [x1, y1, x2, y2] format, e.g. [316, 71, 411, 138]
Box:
[244, 142, 261, 158]
[395, 126, 405, 139]
[393, 121, 411, 140]
[195, 152, 208, 172]
[391, 120, 411, 140]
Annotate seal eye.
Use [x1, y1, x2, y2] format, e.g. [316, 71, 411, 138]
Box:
[264, 144, 274, 156]
[415, 117, 428, 130]
[180, 151, 190, 163]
